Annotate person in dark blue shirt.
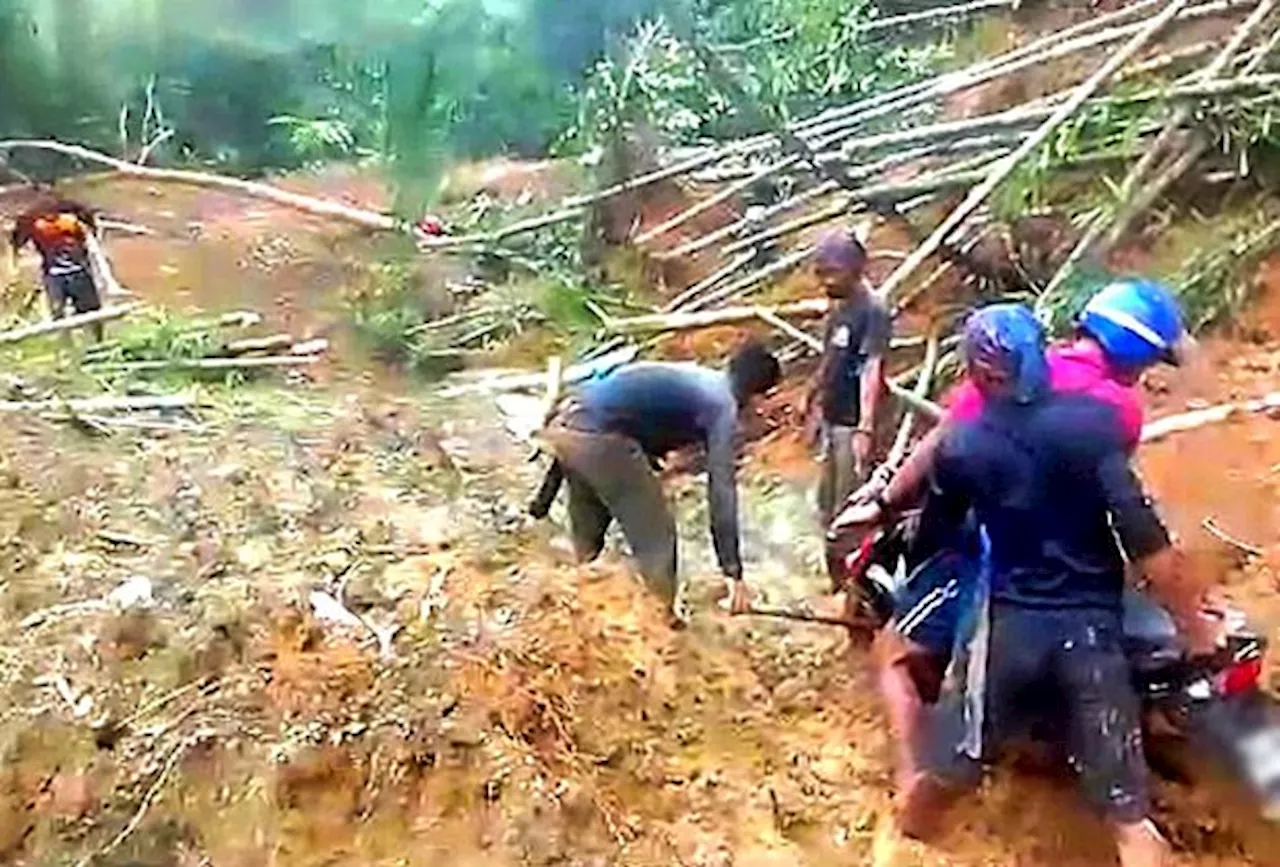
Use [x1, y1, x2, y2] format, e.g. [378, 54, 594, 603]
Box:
[533, 340, 781, 622]
[898, 342, 1222, 867]
[802, 229, 892, 525]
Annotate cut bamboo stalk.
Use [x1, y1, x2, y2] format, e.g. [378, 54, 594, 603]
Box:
[857, 0, 1018, 33]
[635, 155, 803, 246]
[1140, 391, 1280, 442]
[684, 245, 817, 313]
[90, 355, 320, 373]
[0, 140, 402, 233]
[888, 332, 943, 467]
[0, 304, 139, 345]
[876, 0, 1196, 305]
[225, 334, 295, 355]
[0, 394, 194, 413]
[663, 251, 757, 312]
[610, 298, 830, 335]
[1045, 4, 1280, 295]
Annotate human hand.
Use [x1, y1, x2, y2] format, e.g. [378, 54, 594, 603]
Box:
[1181, 608, 1227, 658]
[830, 497, 884, 534]
[852, 429, 873, 471]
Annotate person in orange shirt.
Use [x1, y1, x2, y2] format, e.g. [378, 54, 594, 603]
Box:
[8, 195, 105, 340]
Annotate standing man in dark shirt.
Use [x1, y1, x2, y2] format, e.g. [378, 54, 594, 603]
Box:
[7, 194, 105, 340]
[802, 229, 892, 526]
[533, 340, 781, 623]
[898, 362, 1222, 867]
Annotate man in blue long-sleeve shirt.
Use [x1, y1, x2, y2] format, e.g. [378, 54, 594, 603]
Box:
[533, 340, 781, 621]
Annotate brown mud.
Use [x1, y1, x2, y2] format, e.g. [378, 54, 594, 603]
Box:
[0, 161, 1274, 867]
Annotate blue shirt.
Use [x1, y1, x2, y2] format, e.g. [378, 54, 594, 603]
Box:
[931, 392, 1170, 610]
[575, 362, 742, 578]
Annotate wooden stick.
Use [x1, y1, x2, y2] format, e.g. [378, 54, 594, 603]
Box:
[875, 0, 1196, 306]
[1201, 517, 1266, 556]
[541, 356, 564, 425]
[0, 304, 139, 345]
[1139, 390, 1280, 442]
[0, 394, 194, 413]
[0, 140, 404, 234]
[224, 334, 295, 355]
[856, 0, 1018, 33]
[610, 298, 830, 335]
[745, 605, 854, 628]
[663, 251, 758, 312]
[90, 355, 320, 373]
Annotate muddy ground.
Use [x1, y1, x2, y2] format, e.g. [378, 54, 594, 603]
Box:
[0, 156, 1276, 867]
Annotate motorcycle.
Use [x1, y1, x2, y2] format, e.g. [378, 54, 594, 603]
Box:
[826, 511, 1280, 822]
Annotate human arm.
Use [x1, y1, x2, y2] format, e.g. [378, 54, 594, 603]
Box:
[855, 301, 892, 443]
[1096, 451, 1219, 654]
[705, 406, 746, 605]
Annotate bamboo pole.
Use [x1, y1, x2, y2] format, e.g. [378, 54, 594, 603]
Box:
[1043, 1, 1280, 295]
[0, 140, 402, 233]
[0, 394, 194, 413]
[875, 0, 1196, 306]
[610, 298, 831, 335]
[90, 355, 320, 373]
[662, 251, 757, 312]
[1140, 390, 1280, 442]
[635, 155, 803, 246]
[0, 304, 139, 345]
[857, 0, 1018, 33]
[887, 332, 943, 467]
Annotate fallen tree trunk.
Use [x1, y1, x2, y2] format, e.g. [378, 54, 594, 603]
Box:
[0, 140, 401, 234]
[0, 304, 138, 346]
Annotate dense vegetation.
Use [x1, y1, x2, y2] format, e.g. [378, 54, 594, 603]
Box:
[0, 0, 946, 213]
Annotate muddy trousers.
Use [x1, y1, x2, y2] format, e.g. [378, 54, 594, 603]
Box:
[817, 422, 864, 527]
[541, 424, 678, 610]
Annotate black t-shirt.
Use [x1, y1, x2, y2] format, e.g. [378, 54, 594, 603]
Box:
[820, 294, 892, 425]
[931, 393, 1171, 611]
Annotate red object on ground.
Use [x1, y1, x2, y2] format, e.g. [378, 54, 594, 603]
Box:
[416, 215, 446, 236]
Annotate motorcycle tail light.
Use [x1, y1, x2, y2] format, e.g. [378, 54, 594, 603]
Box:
[1217, 656, 1263, 698]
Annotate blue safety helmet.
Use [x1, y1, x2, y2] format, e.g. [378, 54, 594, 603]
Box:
[961, 302, 1050, 405]
[1078, 278, 1187, 373]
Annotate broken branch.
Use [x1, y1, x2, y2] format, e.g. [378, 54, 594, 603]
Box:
[0, 304, 138, 346]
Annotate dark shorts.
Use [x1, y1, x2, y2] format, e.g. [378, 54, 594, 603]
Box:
[43, 266, 101, 316]
[891, 548, 982, 660]
[923, 603, 1149, 824]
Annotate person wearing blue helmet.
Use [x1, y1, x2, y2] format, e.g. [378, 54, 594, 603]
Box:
[890, 287, 1222, 867]
[1078, 276, 1195, 379]
[868, 303, 1044, 795]
[833, 276, 1191, 534]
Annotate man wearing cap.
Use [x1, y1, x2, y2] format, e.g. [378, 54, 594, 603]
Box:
[802, 228, 891, 526]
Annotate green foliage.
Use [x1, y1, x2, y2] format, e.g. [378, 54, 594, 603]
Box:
[1165, 211, 1280, 331]
[88, 310, 227, 364]
[563, 0, 948, 153]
